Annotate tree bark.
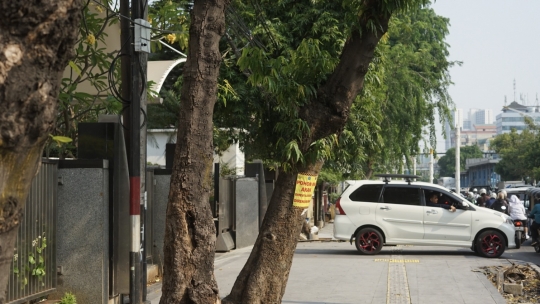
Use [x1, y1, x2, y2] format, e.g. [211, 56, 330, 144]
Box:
[159, 0, 229, 303]
[223, 161, 323, 303]
[0, 1, 82, 302]
[223, 6, 390, 303]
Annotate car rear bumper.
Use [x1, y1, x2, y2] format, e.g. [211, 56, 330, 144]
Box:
[502, 224, 517, 248]
[333, 215, 356, 241]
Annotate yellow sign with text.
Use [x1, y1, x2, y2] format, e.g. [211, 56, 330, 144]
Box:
[293, 173, 318, 208]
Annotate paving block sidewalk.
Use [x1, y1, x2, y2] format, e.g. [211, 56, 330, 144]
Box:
[148, 223, 514, 304]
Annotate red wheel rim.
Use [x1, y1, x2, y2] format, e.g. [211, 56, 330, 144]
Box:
[481, 234, 503, 256]
[358, 231, 381, 252]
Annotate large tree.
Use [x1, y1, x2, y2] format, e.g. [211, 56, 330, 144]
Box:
[490, 128, 540, 182]
[0, 0, 83, 302]
[221, 1, 432, 302]
[159, 0, 230, 303]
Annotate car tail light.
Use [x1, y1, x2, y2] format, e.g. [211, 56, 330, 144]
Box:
[515, 221, 522, 226]
[335, 197, 346, 215]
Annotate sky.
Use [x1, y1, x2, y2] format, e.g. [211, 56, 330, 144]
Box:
[429, 0, 540, 151]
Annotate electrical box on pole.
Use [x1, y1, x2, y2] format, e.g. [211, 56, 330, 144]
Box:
[134, 19, 151, 53]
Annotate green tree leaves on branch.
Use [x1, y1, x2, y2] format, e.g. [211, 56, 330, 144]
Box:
[438, 145, 483, 177]
[55, 0, 123, 158]
[325, 6, 457, 179]
[490, 124, 540, 182]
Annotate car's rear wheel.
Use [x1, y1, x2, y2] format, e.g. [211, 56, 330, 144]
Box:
[475, 230, 505, 258]
[355, 228, 383, 255]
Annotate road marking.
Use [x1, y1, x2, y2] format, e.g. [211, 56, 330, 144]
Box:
[374, 259, 419, 263]
[387, 255, 411, 304]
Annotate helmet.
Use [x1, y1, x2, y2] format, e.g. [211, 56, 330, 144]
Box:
[468, 192, 474, 197]
[490, 193, 496, 199]
[473, 188, 478, 193]
[501, 190, 507, 198]
[479, 188, 486, 195]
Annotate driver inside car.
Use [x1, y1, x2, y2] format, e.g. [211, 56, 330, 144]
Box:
[427, 192, 456, 212]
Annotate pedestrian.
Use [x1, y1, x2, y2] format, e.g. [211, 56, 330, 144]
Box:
[491, 192, 510, 215]
[509, 195, 529, 239]
[485, 193, 496, 208]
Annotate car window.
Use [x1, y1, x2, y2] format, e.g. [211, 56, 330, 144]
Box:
[349, 184, 383, 202]
[424, 189, 462, 208]
[381, 186, 421, 206]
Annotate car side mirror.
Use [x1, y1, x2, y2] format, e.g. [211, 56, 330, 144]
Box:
[461, 201, 469, 209]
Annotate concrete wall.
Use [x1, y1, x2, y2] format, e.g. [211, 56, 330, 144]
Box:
[50, 161, 109, 304]
[150, 171, 171, 275]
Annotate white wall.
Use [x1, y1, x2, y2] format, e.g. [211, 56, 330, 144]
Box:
[147, 129, 245, 175]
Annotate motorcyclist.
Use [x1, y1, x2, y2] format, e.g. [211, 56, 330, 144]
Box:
[476, 188, 487, 207]
[491, 192, 510, 215]
[528, 199, 540, 246]
[467, 192, 476, 204]
[509, 195, 529, 239]
[485, 193, 496, 208]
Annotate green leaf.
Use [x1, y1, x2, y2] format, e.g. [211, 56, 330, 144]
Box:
[68, 60, 81, 75]
[51, 136, 73, 143]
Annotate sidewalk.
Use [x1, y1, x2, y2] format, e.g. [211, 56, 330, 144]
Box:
[147, 223, 518, 304]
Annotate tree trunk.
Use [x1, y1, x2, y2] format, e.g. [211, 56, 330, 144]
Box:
[0, 1, 82, 302]
[223, 161, 323, 303]
[224, 6, 390, 303]
[159, 0, 229, 303]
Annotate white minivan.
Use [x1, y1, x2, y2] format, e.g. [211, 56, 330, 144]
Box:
[333, 174, 517, 258]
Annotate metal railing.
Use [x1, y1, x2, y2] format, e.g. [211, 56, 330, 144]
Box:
[7, 160, 57, 303]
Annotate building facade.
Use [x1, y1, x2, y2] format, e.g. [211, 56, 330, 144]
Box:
[463, 158, 501, 191]
[495, 101, 540, 134]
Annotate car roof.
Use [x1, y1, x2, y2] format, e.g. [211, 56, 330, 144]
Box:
[344, 180, 451, 191]
[504, 187, 532, 193]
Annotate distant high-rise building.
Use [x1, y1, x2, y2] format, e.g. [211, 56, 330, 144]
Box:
[444, 110, 462, 150]
[468, 108, 493, 125]
[443, 107, 496, 151]
[474, 109, 493, 125]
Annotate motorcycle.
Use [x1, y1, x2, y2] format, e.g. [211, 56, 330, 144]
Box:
[497, 206, 527, 249]
[513, 220, 526, 249]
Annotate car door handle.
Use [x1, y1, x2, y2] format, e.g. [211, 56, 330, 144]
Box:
[380, 206, 391, 210]
[426, 209, 438, 214]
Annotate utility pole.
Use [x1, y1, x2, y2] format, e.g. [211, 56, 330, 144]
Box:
[129, 0, 142, 300]
[455, 118, 461, 193]
[121, 0, 149, 301]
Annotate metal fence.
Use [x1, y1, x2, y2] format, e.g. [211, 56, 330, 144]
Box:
[7, 160, 57, 304]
